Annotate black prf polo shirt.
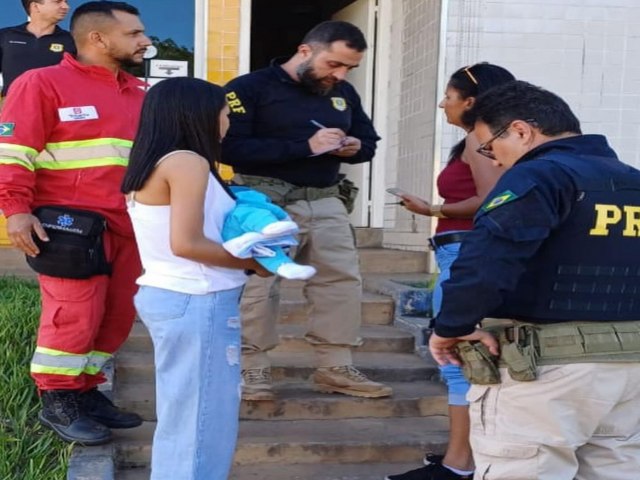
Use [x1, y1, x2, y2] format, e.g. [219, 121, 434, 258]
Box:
[0, 23, 76, 96]
[222, 61, 380, 187]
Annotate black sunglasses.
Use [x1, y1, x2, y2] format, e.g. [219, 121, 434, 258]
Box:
[476, 119, 537, 159]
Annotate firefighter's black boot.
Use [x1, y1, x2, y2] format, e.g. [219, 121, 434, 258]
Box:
[39, 390, 112, 445]
[80, 388, 143, 429]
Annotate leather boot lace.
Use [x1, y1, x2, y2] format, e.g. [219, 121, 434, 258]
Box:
[330, 365, 369, 382]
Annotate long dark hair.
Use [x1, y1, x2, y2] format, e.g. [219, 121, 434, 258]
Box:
[447, 62, 515, 161]
[122, 77, 227, 193]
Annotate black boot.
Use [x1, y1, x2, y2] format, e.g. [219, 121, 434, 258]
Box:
[39, 390, 112, 445]
[80, 388, 142, 429]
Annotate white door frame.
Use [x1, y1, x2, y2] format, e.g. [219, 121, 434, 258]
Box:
[239, 0, 252, 75]
[194, 0, 209, 79]
[369, 0, 391, 228]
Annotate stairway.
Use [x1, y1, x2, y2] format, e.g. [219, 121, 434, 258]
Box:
[112, 243, 449, 480]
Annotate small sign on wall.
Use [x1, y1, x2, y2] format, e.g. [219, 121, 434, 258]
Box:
[149, 60, 189, 78]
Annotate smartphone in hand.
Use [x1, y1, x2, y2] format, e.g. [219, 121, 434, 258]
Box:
[386, 187, 410, 197]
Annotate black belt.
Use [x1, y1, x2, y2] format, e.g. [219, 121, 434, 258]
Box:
[429, 232, 467, 250]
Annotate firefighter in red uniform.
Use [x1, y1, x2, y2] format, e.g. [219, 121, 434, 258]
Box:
[0, 1, 151, 445]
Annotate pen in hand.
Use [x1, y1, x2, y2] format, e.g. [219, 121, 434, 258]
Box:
[310, 119, 347, 148]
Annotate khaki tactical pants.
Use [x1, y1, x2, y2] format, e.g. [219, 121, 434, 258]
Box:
[241, 196, 362, 369]
[468, 363, 640, 480]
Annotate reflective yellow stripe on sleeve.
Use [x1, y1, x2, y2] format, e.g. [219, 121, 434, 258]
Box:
[0, 143, 39, 171]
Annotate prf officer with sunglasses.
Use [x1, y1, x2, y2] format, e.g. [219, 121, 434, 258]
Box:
[430, 80, 640, 480]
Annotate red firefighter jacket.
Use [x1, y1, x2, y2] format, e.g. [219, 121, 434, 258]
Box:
[0, 53, 144, 236]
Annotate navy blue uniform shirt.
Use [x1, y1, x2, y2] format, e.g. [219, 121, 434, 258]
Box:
[435, 134, 640, 337]
[221, 60, 380, 187]
[0, 23, 76, 96]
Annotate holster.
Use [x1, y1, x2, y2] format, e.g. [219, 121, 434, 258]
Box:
[336, 174, 359, 214]
[456, 341, 501, 385]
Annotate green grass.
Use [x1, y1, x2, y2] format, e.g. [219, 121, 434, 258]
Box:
[0, 276, 71, 480]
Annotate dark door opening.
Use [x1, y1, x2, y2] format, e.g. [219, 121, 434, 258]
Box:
[250, 0, 358, 70]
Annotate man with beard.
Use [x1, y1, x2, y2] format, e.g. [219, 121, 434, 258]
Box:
[0, 0, 76, 106]
[0, 1, 150, 445]
[221, 20, 390, 401]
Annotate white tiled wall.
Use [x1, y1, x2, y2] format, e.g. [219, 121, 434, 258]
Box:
[383, 0, 441, 249]
[443, 0, 640, 168]
[383, 0, 640, 251]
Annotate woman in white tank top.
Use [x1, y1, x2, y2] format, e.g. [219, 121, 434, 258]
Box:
[121, 77, 269, 480]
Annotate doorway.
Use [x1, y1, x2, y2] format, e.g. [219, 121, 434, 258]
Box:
[247, 0, 379, 227]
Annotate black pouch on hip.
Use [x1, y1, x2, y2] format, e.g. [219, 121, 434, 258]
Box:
[337, 175, 359, 214]
[26, 206, 111, 279]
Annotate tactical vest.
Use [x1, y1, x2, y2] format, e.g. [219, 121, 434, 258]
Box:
[495, 152, 640, 322]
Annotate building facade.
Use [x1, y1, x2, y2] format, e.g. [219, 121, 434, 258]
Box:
[2, 0, 639, 254]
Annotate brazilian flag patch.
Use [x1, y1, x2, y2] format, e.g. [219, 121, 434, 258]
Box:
[482, 190, 519, 212]
[0, 123, 15, 137]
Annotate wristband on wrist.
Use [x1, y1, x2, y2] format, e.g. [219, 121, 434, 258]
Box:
[430, 204, 448, 218]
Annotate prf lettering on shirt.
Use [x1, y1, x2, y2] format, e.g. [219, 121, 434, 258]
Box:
[590, 204, 640, 236]
[226, 91, 246, 114]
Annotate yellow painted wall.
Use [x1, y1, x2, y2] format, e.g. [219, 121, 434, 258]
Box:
[208, 0, 241, 181]
[0, 215, 10, 246]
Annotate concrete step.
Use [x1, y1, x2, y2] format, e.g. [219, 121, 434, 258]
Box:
[114, 416, 449, 468]
[277, 290, 394, 326]
[0, 248, 35, 279]
[116, 380, 447, 422]
[121, 322, 410, 355]
[357, 248, 428, 274]
[115, 351, 439, 385]
[117, 462, 424, 479]
[354, 227, 383, 248]
[274, 324, 413, 353]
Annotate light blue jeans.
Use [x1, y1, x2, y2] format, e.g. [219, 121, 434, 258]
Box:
[432, 232, 471, 406]
[134, 285, 243, 480]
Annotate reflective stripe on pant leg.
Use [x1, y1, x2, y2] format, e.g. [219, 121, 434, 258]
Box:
[84, 350, 112, 375]
[33, 274, 109, 390]
[31, 346, 87, 376]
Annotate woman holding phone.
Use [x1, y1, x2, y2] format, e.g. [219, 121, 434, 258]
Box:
[386, 63, 516, 480]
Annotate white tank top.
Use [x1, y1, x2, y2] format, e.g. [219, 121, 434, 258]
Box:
[127, 150, 246, 294]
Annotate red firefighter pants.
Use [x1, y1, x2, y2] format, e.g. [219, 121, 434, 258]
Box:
[31, 231, 141, 391]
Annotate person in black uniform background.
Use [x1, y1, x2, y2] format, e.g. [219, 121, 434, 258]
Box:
[0, 0, 75, 99]
[221, 20, 391, 401]
[430, 80, 640, 479]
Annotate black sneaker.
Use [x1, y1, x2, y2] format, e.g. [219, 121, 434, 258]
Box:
[385, 462, 472, 480]
[80, 388, 143, 429]
[424, 453, 444, 466]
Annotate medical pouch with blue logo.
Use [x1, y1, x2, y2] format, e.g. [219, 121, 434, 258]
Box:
[26, 206, 111, 278]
